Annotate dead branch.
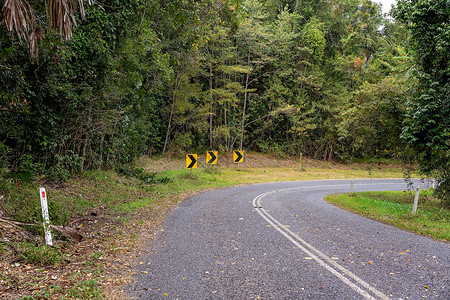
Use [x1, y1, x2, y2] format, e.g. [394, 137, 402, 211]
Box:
[0, 64, 12, 70]
[0, 217, 83, 243]
[49, 224, 83, 243]
[0, 217, 36, 227]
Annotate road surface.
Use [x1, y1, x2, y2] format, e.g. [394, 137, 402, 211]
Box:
[128, 179, 449, 299]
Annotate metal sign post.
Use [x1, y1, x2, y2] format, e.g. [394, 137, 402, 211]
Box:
[233, 150, 244, 169]
[186, 154, 197, 176]
[39, 188, 53, 246]
[412, 187, 420, 215]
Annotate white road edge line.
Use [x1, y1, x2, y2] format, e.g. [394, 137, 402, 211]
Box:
[252, 182, 401, 300]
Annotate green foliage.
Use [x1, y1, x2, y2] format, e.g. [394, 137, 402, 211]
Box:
[337, 78, 409, 158]
[395, 0, 450, 207]
[0, 0, 175, 180]
[301, 17, 326, 62]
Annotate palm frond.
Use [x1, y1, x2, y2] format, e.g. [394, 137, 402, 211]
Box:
[48, 0, 85, 41]
[2, 0, 36, 41]
[28, 26, 44, 58]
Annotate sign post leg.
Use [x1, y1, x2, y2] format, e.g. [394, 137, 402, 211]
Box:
[412, 187, 420, 215]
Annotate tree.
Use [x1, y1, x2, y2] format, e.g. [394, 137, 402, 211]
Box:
[394, 0, 450, 206]
[337, 78, 410, 158]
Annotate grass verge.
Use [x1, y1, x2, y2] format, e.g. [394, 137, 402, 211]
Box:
[326, 190, 450, 241]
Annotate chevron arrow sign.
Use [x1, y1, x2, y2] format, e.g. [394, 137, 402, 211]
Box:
[233, 150, 244, 163]
[186, 154, 197, 169]
[206, 151, 218, 164]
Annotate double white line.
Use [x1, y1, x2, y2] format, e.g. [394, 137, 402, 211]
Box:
[252, 184, 393, 300]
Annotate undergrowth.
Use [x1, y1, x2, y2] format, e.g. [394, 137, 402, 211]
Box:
[115, 165, 171, 184]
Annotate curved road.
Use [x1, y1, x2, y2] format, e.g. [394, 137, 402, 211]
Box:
[129, 179, 449, 299]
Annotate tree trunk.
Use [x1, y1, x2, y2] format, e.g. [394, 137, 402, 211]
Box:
[163, 73, 182, 153]
[240, 48, 252, 150]
[163, 99, 175, 154]
[209, 65, 213, 148]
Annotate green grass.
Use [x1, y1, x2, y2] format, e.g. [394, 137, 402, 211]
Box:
[326, 190, 450, 241]
[67, 280, 102, 299]
[18, 242, 64, 265]
[112, 162, 410, 214]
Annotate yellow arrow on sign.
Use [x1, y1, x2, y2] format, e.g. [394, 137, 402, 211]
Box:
[233, 150, 244, 163]
[186, 154, 197, 169]
[206, 151, 218, 164]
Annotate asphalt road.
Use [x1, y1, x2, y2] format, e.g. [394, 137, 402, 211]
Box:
[128, 179, 449, 299]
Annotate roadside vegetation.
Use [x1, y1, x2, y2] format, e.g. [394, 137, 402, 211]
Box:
[326, 190, 450, 241]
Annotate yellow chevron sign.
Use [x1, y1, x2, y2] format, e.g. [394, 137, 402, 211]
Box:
[186, 154, 197, 169]
[233, 150, 244, 163]
[206, 151, 218, 164]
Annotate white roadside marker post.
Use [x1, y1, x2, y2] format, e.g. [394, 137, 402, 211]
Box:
[412, 186, 420, 216]
[39, 188, 53, 246]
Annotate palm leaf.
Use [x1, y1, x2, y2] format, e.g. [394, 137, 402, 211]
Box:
[2, 0, 36, 41]
[48, 0, 85, 41]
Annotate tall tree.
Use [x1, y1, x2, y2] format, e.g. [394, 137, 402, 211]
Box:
[395, 0, 450, 206]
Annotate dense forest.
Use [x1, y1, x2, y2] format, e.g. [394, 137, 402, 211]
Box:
[0, 1, 448, 203]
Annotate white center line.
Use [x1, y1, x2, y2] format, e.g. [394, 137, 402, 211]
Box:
[252, 182, 403, 299]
